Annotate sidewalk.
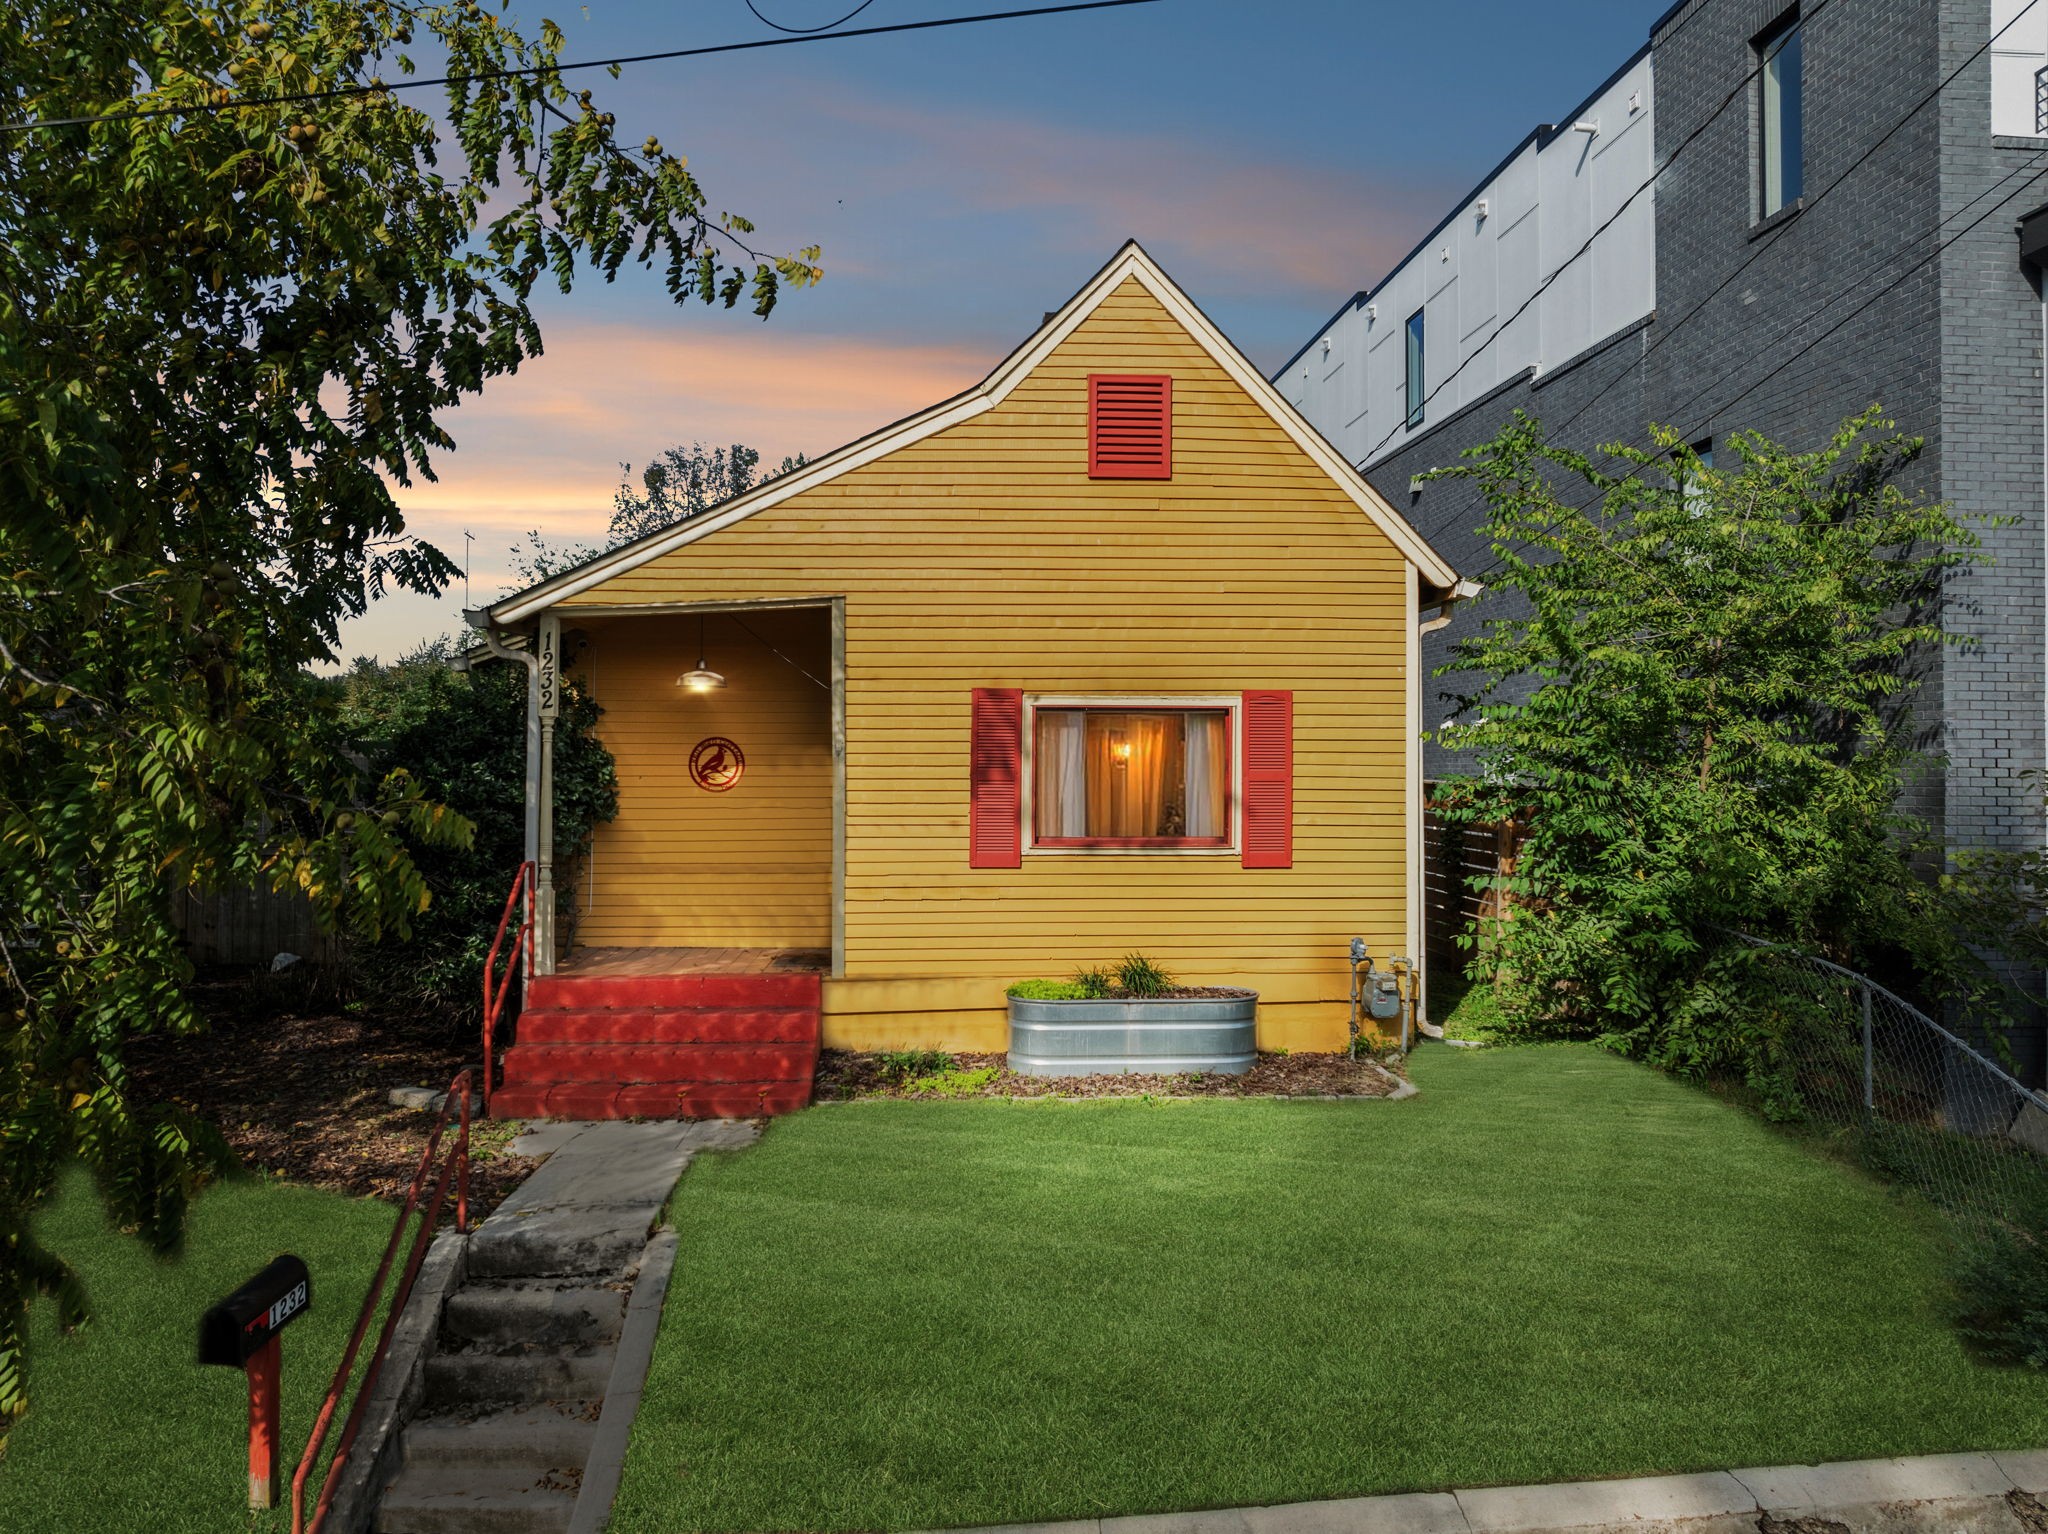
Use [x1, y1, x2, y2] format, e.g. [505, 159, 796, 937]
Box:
[964, 1449, 2048, 1534]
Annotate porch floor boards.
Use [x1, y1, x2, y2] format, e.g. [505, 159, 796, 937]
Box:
[558, 945, 831, 978]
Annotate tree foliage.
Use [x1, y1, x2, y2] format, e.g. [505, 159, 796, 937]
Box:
[1432, 409, 1986, 1097]
[336, 641, 616, 1022]
[0, 0, 817, 1422]
[511, 439, 813, 585]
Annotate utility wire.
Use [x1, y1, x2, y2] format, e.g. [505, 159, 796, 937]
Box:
[1, 0, 1161, 134]
[1356, 0, 2042, 471]
[729, 612, 833, 691]
[1424, 144, 2048, 551]
[1548, 143, 2048, 520]
[745, 0, 883, 34]
[1540, 0, 2048, 449]
[1348, 0, 1846, 468]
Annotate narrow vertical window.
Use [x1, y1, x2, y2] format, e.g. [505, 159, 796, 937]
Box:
[1759, 12, 1803, 218]
[1404, 309, 1426, 429]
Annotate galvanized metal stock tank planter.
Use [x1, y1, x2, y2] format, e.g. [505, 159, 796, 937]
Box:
[1007, 993, 1258, 1076]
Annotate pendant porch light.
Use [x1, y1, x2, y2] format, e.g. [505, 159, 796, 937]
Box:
[677, 613, 726, 693]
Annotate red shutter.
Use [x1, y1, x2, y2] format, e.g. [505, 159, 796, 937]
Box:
[1088, 374, 1172, 479]
[1241, 690, 1293, 869]
[969, 688, 1024, 869]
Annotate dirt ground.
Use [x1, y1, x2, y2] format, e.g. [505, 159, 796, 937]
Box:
[130, 976, 540, 1217]
[814, 1049, 1407, 1101]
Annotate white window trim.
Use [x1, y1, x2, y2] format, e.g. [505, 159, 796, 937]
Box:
[1020, 693, 1242, 857]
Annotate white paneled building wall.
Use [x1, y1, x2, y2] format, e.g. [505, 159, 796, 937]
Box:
[1279, 50, 1657, 469]
[1992, 0, 2048, 138]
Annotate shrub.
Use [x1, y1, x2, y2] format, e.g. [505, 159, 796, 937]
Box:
[1007, 979, 1091, 1001]
[1114, 953, 1174, 998]
[1070, 966, 1114, 998]
[335, 640, 618, 1027]
[903, 1066, 999, 1098]
[874, 1049, 953, 1083]
[1954, 1217, 2048, 1369]
[1431, 409, 1986, 1091]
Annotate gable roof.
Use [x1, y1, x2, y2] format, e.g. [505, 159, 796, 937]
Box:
[488, 240, 1458, 625]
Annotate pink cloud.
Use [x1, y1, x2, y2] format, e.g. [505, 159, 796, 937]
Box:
[383, 320, 988, 573]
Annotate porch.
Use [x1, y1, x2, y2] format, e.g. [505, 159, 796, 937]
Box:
[560, 946, 831, 978]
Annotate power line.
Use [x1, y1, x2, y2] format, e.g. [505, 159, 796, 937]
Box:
[1355, 0, 2041, 471]
[1348, 0, 1845, 468]
[745, 0, 883, 34]
[1541, 0, 2048, 448]
[1, 0, 1161, 134]
[1553, 143, 2048, 520]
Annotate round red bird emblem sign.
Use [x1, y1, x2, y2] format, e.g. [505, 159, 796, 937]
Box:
[689, 736, 745, 793]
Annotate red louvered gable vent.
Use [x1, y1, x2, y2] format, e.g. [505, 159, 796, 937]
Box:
[1088, 374, 1172, 479]
[1241, 690, 1293, 869]
[968, 688, 1024, 869]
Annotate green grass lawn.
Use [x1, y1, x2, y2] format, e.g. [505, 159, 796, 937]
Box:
[612, 1044, 2048, 1533]
[0, 1170, 395, 1534]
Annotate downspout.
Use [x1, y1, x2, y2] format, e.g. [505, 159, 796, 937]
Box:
[1413, 576, 1482, 1038]
[465, 609, 550, 975]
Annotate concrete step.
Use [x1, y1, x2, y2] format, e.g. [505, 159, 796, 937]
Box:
[400, 1404, 600, 1473]
[525, 971, 820, 1009]
[422, 1345, 614, 1410]
[465, 1207, 657, 1281]
[491, 1081, 811, 1121]
[374, 1462, 577, 1534]
[515, 1005, 818, 1045]
[500, 1041, 816, 1086]
[443, 1282, 627, 1348]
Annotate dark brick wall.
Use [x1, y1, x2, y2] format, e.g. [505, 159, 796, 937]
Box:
[1938, 1, 2048, 861]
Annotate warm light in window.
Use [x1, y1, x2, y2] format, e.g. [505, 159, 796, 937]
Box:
[1110, 733, 1132, 766]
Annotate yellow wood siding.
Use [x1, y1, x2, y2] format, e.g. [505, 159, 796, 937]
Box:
[572, 607, 832, 949]
[558, 278, 1413, 1050]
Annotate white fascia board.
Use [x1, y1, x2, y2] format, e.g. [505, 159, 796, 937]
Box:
[490, 242, 1456, 624]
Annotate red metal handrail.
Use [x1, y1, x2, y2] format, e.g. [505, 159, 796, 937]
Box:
[481, 860, 536, 1115]
[290, 1070, 472, 1534]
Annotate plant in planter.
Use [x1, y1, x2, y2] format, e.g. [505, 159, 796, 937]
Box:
[1005, 955, 1257, 1077]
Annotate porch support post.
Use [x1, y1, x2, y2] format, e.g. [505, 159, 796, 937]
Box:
[535, 613, 560, 976]
[465, 609, 541, 893]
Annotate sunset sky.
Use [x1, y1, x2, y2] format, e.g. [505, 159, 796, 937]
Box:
[340, 0, 1655, 661]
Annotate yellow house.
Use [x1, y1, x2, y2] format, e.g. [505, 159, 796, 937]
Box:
[480, 242, 1461, 1120]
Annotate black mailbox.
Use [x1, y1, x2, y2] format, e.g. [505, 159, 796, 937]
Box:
[198, 1255, 312, 1368]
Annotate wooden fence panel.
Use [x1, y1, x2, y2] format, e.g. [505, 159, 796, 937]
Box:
[172, 885, 339, 969]
[1424, 799, 1525, 980]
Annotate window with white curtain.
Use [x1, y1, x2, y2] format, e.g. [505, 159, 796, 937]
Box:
[1031, 705, 1231, 849]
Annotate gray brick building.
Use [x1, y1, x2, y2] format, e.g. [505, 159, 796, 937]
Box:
[1281, 0, 2048, 882]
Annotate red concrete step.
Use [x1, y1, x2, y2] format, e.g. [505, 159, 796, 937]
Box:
[513, 1007, 817, 1046]
[499, 1042, 816, 1087]
[524, 973, 820, 1010]
[492, 1081, 811, 1120]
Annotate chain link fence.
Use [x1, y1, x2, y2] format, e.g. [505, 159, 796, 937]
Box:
[1733, 934, 2048, 1235]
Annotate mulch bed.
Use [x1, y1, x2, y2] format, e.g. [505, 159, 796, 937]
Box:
[813, 1049, 1406, 1101]
[129, 979, 540, 1218]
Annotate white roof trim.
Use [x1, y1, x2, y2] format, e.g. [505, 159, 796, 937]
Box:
[490, 241, 1456, 624]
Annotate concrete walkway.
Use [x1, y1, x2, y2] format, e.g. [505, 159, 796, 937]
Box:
[370, 1118, 757, 1534]
[966, 1450, 2048, 1534]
